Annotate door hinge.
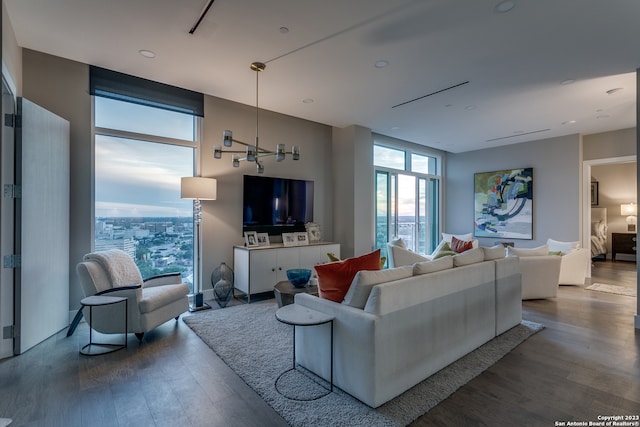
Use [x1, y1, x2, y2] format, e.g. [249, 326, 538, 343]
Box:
[4, 113, 21, 128]
[3, 325, 16, 339]
[3, 184, 21, 199]
[3, 254, 21, 269]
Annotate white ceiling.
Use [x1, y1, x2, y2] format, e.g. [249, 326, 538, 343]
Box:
[4, 0, 639, 153]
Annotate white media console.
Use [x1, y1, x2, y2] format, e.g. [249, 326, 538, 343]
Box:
[233, 242, 340, 302]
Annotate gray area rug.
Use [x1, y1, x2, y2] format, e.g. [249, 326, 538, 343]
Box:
[183, 300, 543, 426]
[586, 283, 637, 297]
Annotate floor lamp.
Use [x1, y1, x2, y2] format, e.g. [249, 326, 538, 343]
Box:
[181, 176, 217, 312]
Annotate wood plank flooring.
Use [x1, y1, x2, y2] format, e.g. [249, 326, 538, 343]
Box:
[0, 261, 637, 426]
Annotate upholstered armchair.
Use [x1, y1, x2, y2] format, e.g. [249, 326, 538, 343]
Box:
[507, 245, 562, 299]
[70, 249, 189, 341]
[546, 239, 590, 286]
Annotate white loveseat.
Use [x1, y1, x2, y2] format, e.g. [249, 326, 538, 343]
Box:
[294, 247, 521, 408]
[546, 239, 590, 286]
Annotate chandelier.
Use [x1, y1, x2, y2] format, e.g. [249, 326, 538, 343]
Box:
[214, 61, 300, 173]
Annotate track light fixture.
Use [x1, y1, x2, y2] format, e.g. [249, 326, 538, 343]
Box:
[214, 61, 300, 173]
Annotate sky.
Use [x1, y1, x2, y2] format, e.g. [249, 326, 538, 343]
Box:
[94, 98, 196, 218]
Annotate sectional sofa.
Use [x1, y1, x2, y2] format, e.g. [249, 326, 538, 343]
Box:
[293, 246, 522, 408]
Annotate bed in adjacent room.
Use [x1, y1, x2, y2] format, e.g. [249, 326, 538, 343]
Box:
[591, 207, 608, 261]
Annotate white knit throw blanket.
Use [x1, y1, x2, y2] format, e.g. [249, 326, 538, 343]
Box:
[84, 249, 143, 287]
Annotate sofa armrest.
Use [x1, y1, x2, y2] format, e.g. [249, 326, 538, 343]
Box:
[294, 293, 378, 324]
[559, 248, 589, 285]
[96, 285, 142, 302]
[517, 255, 561, 299]
[143, 272, 183, 288]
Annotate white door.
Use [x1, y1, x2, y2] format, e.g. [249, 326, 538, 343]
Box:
[0, 78, 16, 359]
[14, 98, 70, 354]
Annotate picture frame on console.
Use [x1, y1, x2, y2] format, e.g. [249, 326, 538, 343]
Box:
[282, 232, 297, 247]
[256, 232, 270, 246]
[295, 232, 309, 246]
[244, 231, 259, 247]
[305, 222, 321, 242]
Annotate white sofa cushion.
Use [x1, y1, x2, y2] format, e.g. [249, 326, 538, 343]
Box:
[507, 245, 549, 257]
[413, 256, 453, 275]
[546, 238, 580, 254]
[343, 266, 413, 309]
[453, 247, 485, 266]
[482, 245, 506, 260]
[388, 244, 430, 266]
[390, 237, 407, 249]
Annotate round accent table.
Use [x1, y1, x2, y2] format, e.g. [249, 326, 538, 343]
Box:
[80, 295, 128, 356]
[274, 304, 335, 400]
[273, 281, 319, 308]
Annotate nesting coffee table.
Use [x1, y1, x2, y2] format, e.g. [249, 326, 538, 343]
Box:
[274, 304, 335, 400]
[273, 280, 318, 307]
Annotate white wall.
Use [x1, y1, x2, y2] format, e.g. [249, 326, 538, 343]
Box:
[446, 134, 582, 248]
[331, 125, 374, 258]
[584, 128, 636, 160]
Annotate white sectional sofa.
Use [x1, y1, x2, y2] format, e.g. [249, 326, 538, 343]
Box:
[293, 248, 521, 408]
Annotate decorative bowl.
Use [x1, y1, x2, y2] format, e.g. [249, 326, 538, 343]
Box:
[286, 269, 312, 288]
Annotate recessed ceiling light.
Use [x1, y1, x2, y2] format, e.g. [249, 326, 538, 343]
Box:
[374, 60, 389, 68]
[390, 126, 400, 131]
[279, 27, 289, 34]
[494, 1, 516, 14]
[560, 79, 575, 85]
[606, 87, 623, 95]
[464, 105, 476, 110]
[302, 98, 314, 104]
[138, 49, 156, 59]
[562, 120, 577, 125]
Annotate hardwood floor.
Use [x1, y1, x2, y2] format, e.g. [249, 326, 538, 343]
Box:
[415, 260, 639, 426]
[1, 262, 637, 427]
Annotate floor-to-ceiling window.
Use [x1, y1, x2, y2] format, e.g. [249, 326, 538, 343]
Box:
[91, 67, 203, 290]
[375, 143, 441, 262]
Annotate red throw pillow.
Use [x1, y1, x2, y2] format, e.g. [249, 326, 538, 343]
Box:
[451, 236, 473, 254]
[315, 249, 382, 303]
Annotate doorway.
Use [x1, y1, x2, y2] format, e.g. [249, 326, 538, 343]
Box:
[582, 155, 637, 286]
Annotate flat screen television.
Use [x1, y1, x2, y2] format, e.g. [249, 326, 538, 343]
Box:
[242, 175, 314, 235]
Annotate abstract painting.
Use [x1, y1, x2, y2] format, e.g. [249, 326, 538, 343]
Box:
[474, 168, 533, 239]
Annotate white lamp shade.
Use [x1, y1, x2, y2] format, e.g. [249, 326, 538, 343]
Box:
[620, 203, 637, 216]
[181, 177, 217, 200]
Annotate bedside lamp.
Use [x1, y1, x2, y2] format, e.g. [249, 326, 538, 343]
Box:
[181, 176, 217, 311]
[620, 203, 637, 232]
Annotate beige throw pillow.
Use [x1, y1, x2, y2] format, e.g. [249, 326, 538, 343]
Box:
[482, 245, 506, 260]
[342, 266, 413, 309]
[413, 256, 454, 275]
[506, 245, 549, 257]
[453, 247, 485, 266]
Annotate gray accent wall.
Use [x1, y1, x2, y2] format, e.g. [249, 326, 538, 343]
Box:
[201, 95, 334, 291]
[445, 134, 582, 248]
